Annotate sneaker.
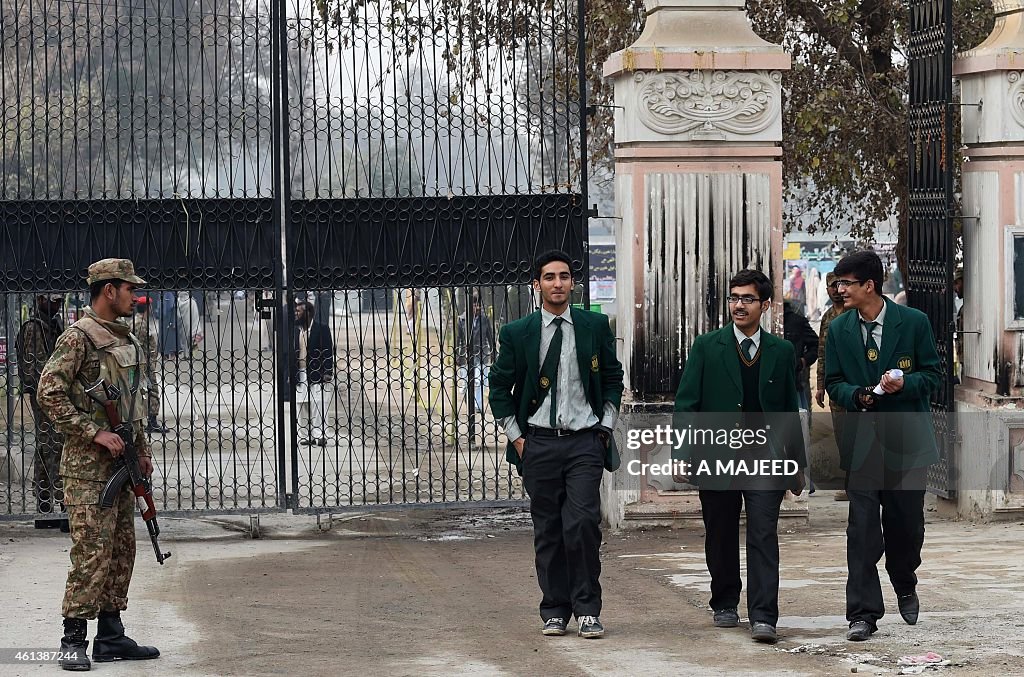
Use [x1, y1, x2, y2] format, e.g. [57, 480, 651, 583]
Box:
[713, 608, 740, 628]
[542, 617, 567, 636]
[834, 490, 850, 502]
[750, 622, 778, 644]
[577, 615, 604, 639]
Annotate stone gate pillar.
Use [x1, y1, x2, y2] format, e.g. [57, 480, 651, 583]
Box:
[602, 0, 794, 526]
[951, 1, 1024, 519]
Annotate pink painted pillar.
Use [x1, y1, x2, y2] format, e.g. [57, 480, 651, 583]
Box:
[947, 2, 1024, 519]
[602, 0, 792, 524]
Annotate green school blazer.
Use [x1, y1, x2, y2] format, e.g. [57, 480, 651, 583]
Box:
[672, 324, 806, 489]
[824, 298, 942, 472]
[488, 307, 624, 475]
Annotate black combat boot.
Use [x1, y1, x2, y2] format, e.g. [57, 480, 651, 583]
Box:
[59, 617, 91, 671]
[35, 491, 56, 528]
[146, 415, 169, 433]
[91, 610, 160, 662]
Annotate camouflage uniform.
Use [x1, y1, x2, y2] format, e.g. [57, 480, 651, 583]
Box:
[37, 260, 151, 621]
[130, 314, 161, 417]
[817, 301, 849, 481]
[817, 302, 847, 416]
[16, 306, 65, 514]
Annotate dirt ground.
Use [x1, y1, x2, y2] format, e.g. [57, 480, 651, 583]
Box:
[2, 496, 1023, 676]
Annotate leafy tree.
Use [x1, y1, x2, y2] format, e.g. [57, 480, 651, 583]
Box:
[321, 0, 995, 276]
[313, 0, 587, 196]
[745, 0, 993, 274]
[1, 0, 264, 199]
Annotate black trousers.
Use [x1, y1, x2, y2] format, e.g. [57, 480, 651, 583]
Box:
[698, 489, 786, 626]
[522, 428, 605, 621]
[846, 464, 926, 627]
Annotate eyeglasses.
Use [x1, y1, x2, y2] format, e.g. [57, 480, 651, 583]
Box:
[727, 295, 763, 305]
[835, 279, 864, 289]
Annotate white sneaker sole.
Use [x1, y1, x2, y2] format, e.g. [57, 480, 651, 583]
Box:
[542, 628, 567, 636]
[578, 629, 604, 639]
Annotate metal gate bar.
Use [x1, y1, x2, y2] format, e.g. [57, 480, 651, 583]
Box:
[0, 0, 589, 517]
[907, 0, 956, 498]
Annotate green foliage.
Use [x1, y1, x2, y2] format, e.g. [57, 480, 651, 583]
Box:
[747, 0, 993, 245]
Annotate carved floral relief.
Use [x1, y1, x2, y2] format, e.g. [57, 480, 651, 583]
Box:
[635, 70, 782, 138]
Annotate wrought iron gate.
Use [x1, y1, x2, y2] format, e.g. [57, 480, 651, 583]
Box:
[907, 0, 956, 497]
[0, 0, 590, 517]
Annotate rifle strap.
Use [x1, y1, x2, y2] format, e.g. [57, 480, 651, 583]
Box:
[74, 328, 143, 428]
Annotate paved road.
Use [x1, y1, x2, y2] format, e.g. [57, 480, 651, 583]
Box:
[1, 497, 1022, 675]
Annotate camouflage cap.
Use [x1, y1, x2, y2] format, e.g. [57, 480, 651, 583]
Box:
[86, 258, 146, 286]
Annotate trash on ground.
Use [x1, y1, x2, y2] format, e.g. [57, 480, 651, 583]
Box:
[898, 652, 952, 674]
[843, 653, 889, 667]
[899, 653, 945, 666]
[779, 644, 830, 654]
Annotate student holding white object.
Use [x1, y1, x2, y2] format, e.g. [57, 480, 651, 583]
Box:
[824, 251, 943, 643]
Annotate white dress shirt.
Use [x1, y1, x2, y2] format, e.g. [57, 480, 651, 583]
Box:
[733, 324, 762, 359]
[858, 301, 887, 350]
[500, 307, 617, 442]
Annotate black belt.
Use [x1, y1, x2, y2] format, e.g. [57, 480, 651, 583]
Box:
[527, 425, 593, 438]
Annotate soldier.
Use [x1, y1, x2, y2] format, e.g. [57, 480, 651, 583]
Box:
[131, 297, 169, 433]
[37, 259, 160, 671]
[816, 272, 850, 501]
[15, 293, 68, 529]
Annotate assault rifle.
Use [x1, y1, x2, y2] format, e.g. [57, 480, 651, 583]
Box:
[85, 380, 171, 565]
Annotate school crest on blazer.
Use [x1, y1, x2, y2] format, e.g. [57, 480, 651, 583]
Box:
[823, 297, 942, 472]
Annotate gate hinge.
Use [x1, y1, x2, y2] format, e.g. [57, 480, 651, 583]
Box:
[586, 104, 623, 117]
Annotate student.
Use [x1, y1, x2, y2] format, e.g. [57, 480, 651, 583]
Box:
[489, 250, 623, 639]
[673, 269, 806, 644]
[824, 250, 942, 642]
